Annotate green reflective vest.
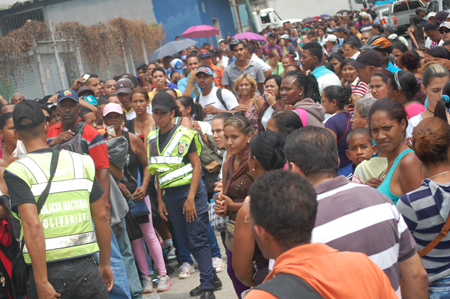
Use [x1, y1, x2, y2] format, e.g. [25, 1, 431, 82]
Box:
[147, 125, 202, 189]
[7, 150, 99, 264]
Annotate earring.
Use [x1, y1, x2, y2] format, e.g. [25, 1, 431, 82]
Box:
[252, 168, 255, 171]
[247, 141, 250, 143]
[299, 93, 302, 96]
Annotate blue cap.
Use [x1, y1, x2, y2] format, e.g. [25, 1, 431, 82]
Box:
[196, 66, 214, 76]
[57, 89, 79, 104]
[181, 55, 187, 61]
[170, 59, 183, 74]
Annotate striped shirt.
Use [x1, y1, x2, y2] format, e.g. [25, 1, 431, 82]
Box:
[397, 179, 450, 283]
[312, 176, 416, 298]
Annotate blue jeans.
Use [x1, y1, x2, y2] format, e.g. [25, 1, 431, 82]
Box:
[164, 183, 216, 290]
[95, 227, 132, 299]
[116, 218, 143, 299]
[429, 275, 450, 299]
[174, 216, 221, 265]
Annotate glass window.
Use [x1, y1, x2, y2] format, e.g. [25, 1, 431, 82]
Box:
[444, 0, 450, 10]
[260, 13, 270, 24]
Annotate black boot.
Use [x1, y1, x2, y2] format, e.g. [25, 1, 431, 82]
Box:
[200, 290, 215, 299]
[190, 276, 222, 296]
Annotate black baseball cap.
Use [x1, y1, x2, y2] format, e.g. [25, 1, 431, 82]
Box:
[349, 49, 382, 68]
[13, 100, 46, 130]
[152, 92, 175, 113]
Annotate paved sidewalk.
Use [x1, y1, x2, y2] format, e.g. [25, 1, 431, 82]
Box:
[143, 232, 238, 299]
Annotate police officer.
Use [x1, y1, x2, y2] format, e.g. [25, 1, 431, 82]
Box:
[4, 100, 113, 299]
[147, 92, 221, 299]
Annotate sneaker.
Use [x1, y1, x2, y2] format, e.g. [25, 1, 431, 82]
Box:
[212, 257, 224, 273]
[167, 247, 176, 260]
[200, 290, 216, 299]
[157, 275, 172, 292]
[190, 276, 222, 297]
[141, 275, 154, 294]
[179, 262, 195, 279]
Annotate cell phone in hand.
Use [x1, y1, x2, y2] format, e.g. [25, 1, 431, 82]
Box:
[82, 74, 90, 81]
[107, 126, 116, 136]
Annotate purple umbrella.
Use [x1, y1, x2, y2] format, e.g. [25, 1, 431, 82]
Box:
[232, 32, 266, 41]
[182, 25, 220, 38]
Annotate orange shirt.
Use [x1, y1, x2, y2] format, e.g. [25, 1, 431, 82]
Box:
[245, 243, 397, 299]
[210, 63, 223, 88]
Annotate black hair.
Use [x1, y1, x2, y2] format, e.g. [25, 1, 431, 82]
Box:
[0, 113, 12, 130]
[344, 40, 358, 49]
[426, 46, 450, 60]
[152, 67, 167, 77]
[435, 80, 450, 122]
[372, 23, 385, 34]
[107, 94, 118, 100]
[97, 96, 109, 105]
[250, 131, 285, 171]
[213, 112, 233, 123]
[176, 96, 203, 121]
[231, 40, 246, 51]
[387, 70, 421, 100]
[369, 97, 408, 133]
[41, 104, 52, 118]
[340, 58, 356, 70]
[443, 40, 450, 47]
[285, 126, 339, 179]
[249, 170, 318, 249]
[224, 113, 254, 136]
[269, 110, 303, 136]
[302, 42, 324, 63]
[203, 42, 210, 47]
[346, 127, 373, 148]
[391, 39, 408, 54]
[79, 106, 94, 121]
[245, 44, 255, 54]
[328, 52, 346, 64]
[323, 85, 352, 109]
[136, 63, 147, 72]
[284, 70, 321, 103]
[38, 95, 53, 105]
[264, 74, 282, 88]
[323, 62, 335, 73]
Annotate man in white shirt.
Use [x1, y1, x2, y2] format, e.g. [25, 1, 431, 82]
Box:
[246, 44, 272, 78]
[195, 66, 240, 123]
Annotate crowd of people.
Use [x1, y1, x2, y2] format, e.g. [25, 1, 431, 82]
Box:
[2, 5, 450, 299]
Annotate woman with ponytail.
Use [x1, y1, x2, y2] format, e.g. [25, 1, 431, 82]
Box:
[322, 85, 354, 176]
[398, 117, 450, 297]
[280, 70, 325, 127]
[232, 131, 285, 288]
[434, 80, 450, 123]
[386, 70, 425, 120]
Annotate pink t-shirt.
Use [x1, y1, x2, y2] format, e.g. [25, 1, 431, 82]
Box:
[405, 103, 426, 120]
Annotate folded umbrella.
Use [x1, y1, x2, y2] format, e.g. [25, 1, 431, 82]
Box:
[182, 25, 220, 39]
[232, 32, 266, 41]
[148, 39, 197, 62]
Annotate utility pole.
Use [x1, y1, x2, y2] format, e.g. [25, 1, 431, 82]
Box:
[243, 0, 257, 32]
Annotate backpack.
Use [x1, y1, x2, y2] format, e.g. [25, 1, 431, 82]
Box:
[195, 88, 228, 110]
[254, 273, 324, 299]
[55, 122, 87, 154]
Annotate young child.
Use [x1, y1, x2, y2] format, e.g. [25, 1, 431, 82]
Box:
[345, 128, 377, 181]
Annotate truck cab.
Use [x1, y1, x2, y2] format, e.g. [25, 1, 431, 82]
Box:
[253, 8, 302, 32]
[386, 0, 425, 34]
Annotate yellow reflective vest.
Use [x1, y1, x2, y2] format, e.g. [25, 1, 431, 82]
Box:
[7, 150, 99, 264]
[147, 125, 202, 189]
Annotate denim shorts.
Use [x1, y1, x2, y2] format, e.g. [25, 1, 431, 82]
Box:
[429, 275, 450, 299]
[27, 255, 108, 299]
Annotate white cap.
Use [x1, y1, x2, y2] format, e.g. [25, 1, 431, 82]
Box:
[324, 34, 337, 42]
[440, 21, 450, 29]
[280, 34, 289, 39]
[361, 26, 373, 32]
[427, 12, 436, 20]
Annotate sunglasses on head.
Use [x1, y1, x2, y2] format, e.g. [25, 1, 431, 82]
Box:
[440, 28, 450, 34]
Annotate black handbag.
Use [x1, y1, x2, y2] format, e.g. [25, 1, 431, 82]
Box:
[123, 211, 143, 241]
[11, 148, 60, 297]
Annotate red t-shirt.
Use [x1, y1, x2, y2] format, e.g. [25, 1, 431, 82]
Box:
[47, 118, 109, 170]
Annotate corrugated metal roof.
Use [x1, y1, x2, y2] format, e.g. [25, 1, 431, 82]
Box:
[0, 0, 47, 11]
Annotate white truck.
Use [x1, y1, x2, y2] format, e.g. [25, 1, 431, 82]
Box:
[252, 8, 303, 32]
